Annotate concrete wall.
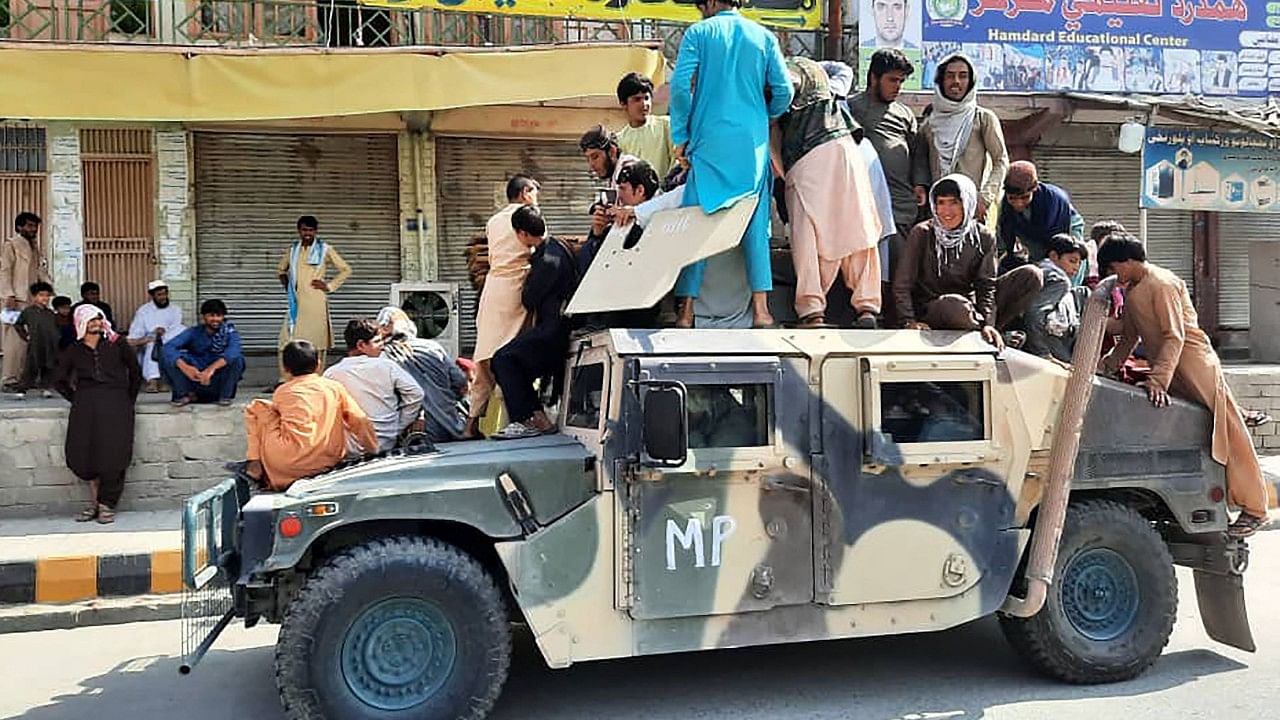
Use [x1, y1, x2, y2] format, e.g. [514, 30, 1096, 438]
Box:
[0, 403, 244, 519]
[1224, 365, 1280, 453]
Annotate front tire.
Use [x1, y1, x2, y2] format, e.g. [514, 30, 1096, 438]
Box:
[999, 500, 1177, 684]
[275, 536, 511, 720]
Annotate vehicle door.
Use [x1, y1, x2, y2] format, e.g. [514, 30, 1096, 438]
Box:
[816, 354, 1020, 606]
[624, 356, 814, 621]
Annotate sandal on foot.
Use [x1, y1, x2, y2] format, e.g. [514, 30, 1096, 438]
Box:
[75, 505, 99, 522]
[796, 314, 831, 329]
[1244, 409, 1272, 428]
[1228, 512, 1267, 538]
[492, 422, 554, 440]
[95, 504, 116, 525]
[854, 312, 879, 330]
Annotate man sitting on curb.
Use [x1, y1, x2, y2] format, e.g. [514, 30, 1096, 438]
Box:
[161, 299, 245, 407]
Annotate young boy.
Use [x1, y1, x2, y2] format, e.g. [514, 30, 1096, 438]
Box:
[14, 281, 59, 397]
[1025, 234, 1089, 362]
[52, 295, 75, 350]
[616, 72, 675, 178]
[491, 206, 578, 439]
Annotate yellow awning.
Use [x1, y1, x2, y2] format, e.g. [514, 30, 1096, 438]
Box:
[0, 43, 667, 122]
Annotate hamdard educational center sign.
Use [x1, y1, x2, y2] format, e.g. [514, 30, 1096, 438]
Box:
[860, 0, 1278, 95]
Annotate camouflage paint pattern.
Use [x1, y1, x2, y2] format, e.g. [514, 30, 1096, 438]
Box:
[242, 328, 1232, 669]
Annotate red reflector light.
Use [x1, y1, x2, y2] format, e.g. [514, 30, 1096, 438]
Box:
[1209, 486, 1226, 504]
[279, 515, 303, 538]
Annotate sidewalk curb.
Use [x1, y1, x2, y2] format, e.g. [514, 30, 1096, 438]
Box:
[0, 549, 183, 605]
[0, 593, 185, 634]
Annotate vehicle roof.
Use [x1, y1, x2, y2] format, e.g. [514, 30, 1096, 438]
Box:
[595, 328, 1001, 358]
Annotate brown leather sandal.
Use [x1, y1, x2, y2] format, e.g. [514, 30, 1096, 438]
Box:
[75, 505, 98, 522]
[1227, 512, 1266, 538]
[95, 504, 116, 525]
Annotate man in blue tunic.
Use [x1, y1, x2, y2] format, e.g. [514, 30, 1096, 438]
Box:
[669, 0, 793, 328]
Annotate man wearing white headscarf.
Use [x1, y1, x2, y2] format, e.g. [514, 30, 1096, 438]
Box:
[54, 305, 141, 524]
[913, 54, 1009, 220]
[892, 175, 1041, 349]
[127, 280, 186, 392]
[377, 306, 469, 443]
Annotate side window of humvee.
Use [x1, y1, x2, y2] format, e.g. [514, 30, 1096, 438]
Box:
[880, 381, 986, 444]
[686, 383, 771, 449]
[567, 363, 606, 429]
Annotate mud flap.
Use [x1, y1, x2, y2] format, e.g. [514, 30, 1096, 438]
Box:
[1192, 569, 1256, 653]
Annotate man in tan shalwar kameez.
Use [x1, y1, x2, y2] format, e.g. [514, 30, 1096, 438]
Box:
[464, 175, 540, 438]
[771, 56, 883, 328]
[1099, 234, 1269, 537]
[276, 215, 351, 380]
[2, 212, 52, 392]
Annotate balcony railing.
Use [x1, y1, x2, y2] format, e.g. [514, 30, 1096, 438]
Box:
[0, 0, 831, 59]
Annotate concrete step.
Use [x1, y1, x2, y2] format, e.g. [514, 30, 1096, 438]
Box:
[0, 510, 182, 610]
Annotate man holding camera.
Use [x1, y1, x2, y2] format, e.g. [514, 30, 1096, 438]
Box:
[580, 125, 639, 249]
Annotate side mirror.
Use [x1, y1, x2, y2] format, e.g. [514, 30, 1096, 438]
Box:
[641, 383, 687, 467]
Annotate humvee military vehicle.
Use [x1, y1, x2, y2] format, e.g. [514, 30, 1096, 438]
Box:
[180, 284, 1255, 720]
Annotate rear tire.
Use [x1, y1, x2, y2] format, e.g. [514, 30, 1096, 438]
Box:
[999, 499, 1177, 684]
[275, 536, 511, 720]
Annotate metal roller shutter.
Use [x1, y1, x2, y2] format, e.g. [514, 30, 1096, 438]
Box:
[1215, 213, 1277, 329]
[1033, 146, 1194, 292]
[194, 133, 401, 351]
[435, 136, 600, 356]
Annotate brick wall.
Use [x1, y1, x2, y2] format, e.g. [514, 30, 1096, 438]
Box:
[0, 403, 244, 519]
[1224, 365, 1280, 454]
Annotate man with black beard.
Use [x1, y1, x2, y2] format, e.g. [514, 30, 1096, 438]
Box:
[126, 280, 186, 393]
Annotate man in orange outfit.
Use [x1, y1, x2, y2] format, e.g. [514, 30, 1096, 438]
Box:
[242, 339, 378, 491]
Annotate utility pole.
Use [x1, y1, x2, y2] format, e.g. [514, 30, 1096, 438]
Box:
[825, 0, 843, 61]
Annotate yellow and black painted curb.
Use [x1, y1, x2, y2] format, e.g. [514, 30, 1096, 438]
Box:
[0, 550, 182, 605]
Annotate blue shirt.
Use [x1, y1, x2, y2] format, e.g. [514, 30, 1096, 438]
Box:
[669, 10, 792, 212]
[163, 322, 243, 368]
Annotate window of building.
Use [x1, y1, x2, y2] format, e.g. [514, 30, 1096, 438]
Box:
[566, 363, 605, 430]
[110, 0, 153, 36]
[880, 381, 986, 444]
[0, 125, 47, 173]
[687, 383, 771, 449]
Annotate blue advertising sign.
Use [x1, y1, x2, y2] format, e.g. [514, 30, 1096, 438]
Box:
[1141, 127, 1280, 211]
[859, 0, 1280, 97]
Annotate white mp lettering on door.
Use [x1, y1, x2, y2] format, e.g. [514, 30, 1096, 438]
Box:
[665, 515, 737, 571]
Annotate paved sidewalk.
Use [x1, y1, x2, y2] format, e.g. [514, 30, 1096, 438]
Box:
[0, 510, 182, 608]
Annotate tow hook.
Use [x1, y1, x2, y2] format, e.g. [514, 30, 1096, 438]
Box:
[1228, 539, 1250, 576]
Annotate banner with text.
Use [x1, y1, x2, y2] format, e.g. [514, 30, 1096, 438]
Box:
[362, 0, 821, 30]
[1141, 127, 1280, 212]
[860, 0, 1278, 95]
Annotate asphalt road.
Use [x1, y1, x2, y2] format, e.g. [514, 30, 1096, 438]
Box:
[3, 532, 1277, 720]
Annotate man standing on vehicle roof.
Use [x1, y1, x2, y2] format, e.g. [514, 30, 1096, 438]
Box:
[849, 49, 922, 327]
[1098, 234, 1271, 538]
[668, 0, 793, 329]
[914, 53, 1009, 222]
[771, 56, 883, 329]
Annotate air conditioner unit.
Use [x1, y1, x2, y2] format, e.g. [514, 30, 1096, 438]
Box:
[389, 282, 461, 358]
